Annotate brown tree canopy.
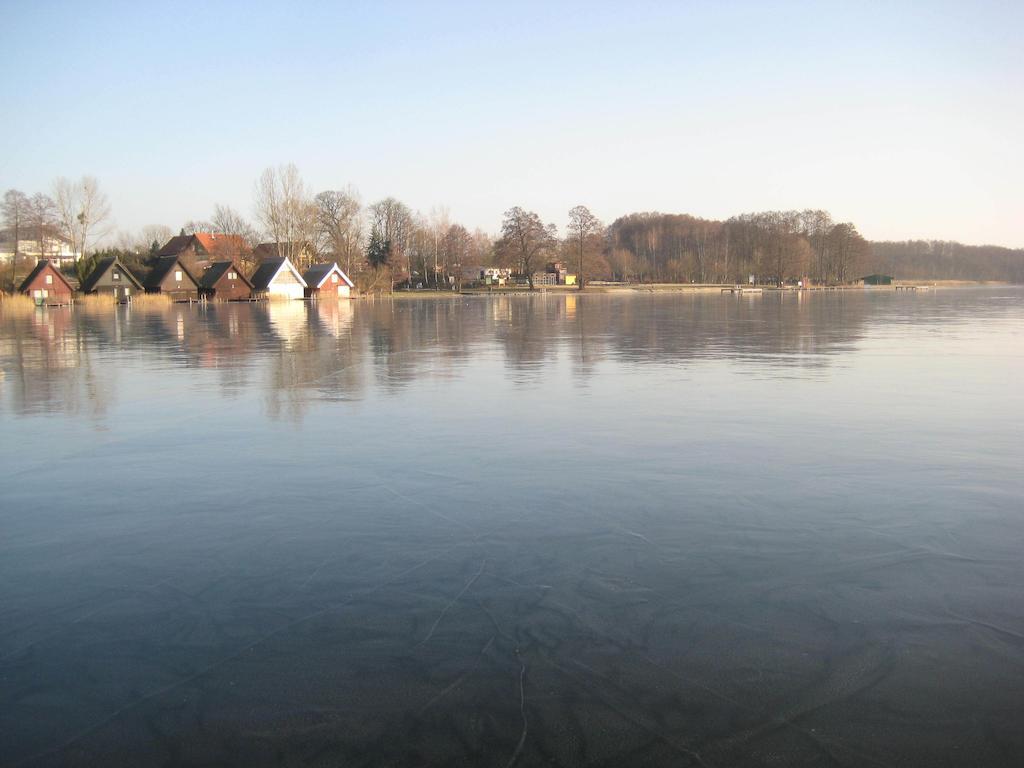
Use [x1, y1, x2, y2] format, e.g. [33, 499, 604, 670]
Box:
[497, 207, 557, 289]
[605, 210, 870, 285]
[867, 240, 1024, 282]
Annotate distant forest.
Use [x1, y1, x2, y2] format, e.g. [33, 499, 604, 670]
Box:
[602, 212, 1023, 285]
[866, 240, 1024, 283]
[4, 170, 1022, 292]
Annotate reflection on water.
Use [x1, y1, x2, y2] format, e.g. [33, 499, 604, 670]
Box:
[7, 290, 1019, 421]
[1, 290, 1023, 766]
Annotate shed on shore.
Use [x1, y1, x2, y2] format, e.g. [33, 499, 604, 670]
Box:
[250, 258, 306, 300]
[302, 262, 355, 298]
[143, 256, 200, 301]
[859, 274, 894, 286]
[199, 260, 253, 301]
[18, 260, 75, 303]
[79, 257, 143, 301]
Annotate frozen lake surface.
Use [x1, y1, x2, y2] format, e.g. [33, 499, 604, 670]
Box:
[1, 288, 1022, 766]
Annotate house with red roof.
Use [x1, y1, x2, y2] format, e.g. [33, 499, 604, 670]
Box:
[156, 233, 250, 266]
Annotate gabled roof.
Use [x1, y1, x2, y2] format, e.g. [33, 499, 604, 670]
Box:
[252, 243, 281, 260]
[199, 260, 254, 289]
[156, 235, 194, 257]
[80, 257, 144, 292]
[18, 260, 75, 293]
[194, 233, 248, 254]
[252, 242, 312, 260]
[157, 233, 250, 258]
[250, 258, 307, 290]
[302, 262, 355, 289]
[143, 255, 199, 289]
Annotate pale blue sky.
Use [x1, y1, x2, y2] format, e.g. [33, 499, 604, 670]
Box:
[2, 1, 1022, 246]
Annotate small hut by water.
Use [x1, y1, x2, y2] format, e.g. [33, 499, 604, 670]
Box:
[302, 262, 355, 299]
[79, 257, 144, 301]
[250, 258, 306, 300]
[143, 256, 200, 301]
[18, 260, 75, 304]
[859, 274, 894, 286]
[199, 260, 253, 301]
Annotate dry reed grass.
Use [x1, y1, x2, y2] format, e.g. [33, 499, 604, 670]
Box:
[73, 293, 117, 313]
[75, 293, 174, 313]
[0, 294, 38, 316]
[0, 292, 178, 316]
[125, 293, 173, 312]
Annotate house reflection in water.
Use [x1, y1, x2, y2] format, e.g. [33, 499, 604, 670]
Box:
[0, 292, 914, 424]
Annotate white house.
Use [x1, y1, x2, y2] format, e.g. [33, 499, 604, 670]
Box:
[0, 227, 81, 267]
[249, 257, 307, 300]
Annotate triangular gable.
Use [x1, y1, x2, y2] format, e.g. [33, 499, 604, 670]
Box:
[156, 235, 194, 257]
[201, 260, 254, 290]
[271, 258, 307, 288]
[315, 263, 354, 289]
[18, 260, 74, 294]
[81, 257, 143, 292]
[194, 233, 249, 256]
[145, 256, 200, 290]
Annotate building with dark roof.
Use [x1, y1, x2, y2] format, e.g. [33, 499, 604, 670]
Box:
[252, 242, 316, 266]
[18, 260, 75, 302]
[198, 260, 253, 301]
[79, 257, 143, 301]
[143, 256, 200, 301]
[302, 262, 355, 298]
[250, 258, 307, 300]
[157, 233, 249, 260]
[859, 274, 895, 286]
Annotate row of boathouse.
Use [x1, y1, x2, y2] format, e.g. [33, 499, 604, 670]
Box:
[18, 255, 355, 304]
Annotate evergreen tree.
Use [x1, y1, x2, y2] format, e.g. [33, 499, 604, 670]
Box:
[366, 225, 391, 269]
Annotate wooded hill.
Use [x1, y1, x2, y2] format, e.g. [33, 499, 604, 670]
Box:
[600, 211, 1023, 284]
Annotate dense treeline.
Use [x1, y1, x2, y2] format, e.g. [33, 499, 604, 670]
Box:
[866, 241, 1024, 283]
[4, 168, 1023, 293]
[606, 210, 870, 285]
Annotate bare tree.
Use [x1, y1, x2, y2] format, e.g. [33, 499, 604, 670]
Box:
[209, 205, 256, 242]
[407, 212, 432, 288]
[27, 193, 58, 263]
[498, 207, 557, 290]
[254, 164, 317, 267]
[567, 205, 602, 290]
[827, 222, 868, 284]
[140, 224, 173, 254]
[799, 209, 833, 284]
[53, 176, 113, 281]
[112, 224, 173, 262]
[368, 197, 414, 289]
[2, 189, 31, 289]
[181, 219, 213, 234]
[442, 223, 471, 289]
[315, 188, 363, 276]
[427, 207, 451, 289]
[207, 204, 258, 266]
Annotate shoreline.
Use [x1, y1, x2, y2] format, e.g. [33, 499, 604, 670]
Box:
[362, 279, 1013, 300]
[1, 280, 1015, 312]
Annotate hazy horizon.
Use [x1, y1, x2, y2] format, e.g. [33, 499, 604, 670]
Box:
[3, 1, 1022, 248]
